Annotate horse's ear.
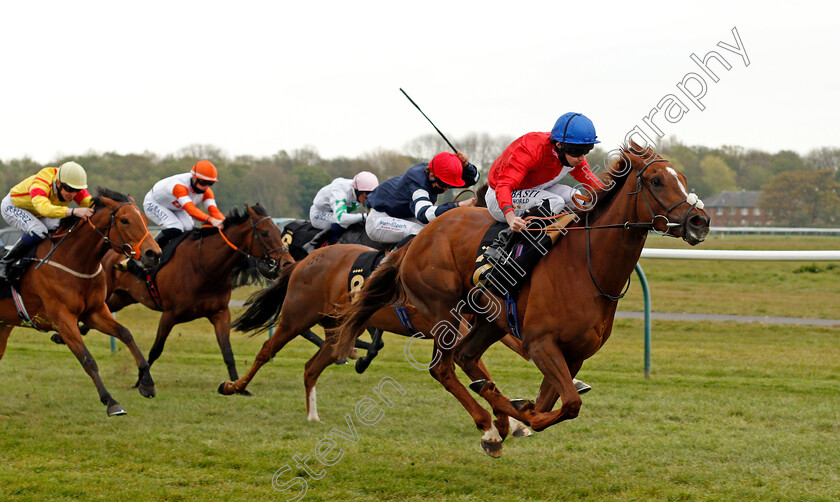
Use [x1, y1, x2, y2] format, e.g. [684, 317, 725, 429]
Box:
[128, 194, 136, 204]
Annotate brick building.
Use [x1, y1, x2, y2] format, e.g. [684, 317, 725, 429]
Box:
[704, 190, 770, 226]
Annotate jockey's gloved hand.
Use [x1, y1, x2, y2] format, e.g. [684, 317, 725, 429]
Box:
[456, 151, 469, 167]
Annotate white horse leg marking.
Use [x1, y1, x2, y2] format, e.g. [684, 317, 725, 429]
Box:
[509, 416, 533, 438]
[481, 423, 502, 444]
[307, 387, 320, 422]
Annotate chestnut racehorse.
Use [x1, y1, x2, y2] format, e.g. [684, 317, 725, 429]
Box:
[96, 204, 293, 388]
[0, 188, 161, 416]
[219, 243, 532, 438]
[335, 144, 710, 456]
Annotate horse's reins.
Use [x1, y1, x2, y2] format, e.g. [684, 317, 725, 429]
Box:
[36, 202, 153, 274]
[515, 157, 702, 301]
[197, 215, 287, 283]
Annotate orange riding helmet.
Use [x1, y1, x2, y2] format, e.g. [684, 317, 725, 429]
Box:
[191, 160, 219, 182]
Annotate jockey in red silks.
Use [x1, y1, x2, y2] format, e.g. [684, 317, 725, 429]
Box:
[482, 112, 605, 395]
[486, 112, 604, 232]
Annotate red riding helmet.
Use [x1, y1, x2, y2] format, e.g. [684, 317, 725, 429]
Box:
[428, 152, 465, 187]
[191, 160, 219, 182]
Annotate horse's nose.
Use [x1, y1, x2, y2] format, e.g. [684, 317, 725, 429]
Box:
[145, 249, 161, 267]
[688, 212, 710, 230]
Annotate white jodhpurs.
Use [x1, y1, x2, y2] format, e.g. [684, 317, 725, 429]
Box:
[364, 209, 425, 244]
[485, 185, 580, 222]
[143, 193, 195, 232]
[309, 207, 339, 230]
[1, 193, 60, 238]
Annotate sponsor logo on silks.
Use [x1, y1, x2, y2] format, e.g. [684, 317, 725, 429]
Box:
[379, 221, 408, 231]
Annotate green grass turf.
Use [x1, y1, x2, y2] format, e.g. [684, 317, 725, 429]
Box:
[0, 234, 838, 501]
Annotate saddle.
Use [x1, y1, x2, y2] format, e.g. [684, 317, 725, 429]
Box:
[282, 220, 389, 259]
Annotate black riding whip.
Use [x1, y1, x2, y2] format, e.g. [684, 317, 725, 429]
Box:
[399, 88, 458, 153]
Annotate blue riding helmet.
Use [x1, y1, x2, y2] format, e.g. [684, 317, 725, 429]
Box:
[550, 113, 600, 145]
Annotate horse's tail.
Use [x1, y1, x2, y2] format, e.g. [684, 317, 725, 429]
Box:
[474, 183, 489, 208]
[233, 261, 298, 336]
[332, 244, 411, 360]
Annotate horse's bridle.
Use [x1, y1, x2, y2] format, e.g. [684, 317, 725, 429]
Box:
[198, 214, 288, 282]
[39, 202, 152, 268]
[630, 157, 703, 237]
[582, 157, 702, 301]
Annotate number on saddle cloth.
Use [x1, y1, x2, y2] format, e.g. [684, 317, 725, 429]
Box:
[347, 250, 387, 297]
[281, 220, 321, 260]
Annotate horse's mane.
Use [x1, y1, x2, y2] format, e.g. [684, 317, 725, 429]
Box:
[193, 205, 265, 238]
[474, 184, 489, 208]
[571, 144, 657, 224]
[189, 203, 272, 287]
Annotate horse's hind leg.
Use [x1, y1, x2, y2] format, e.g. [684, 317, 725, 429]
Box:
[55, 315, 126, 416]
[83, 304, 156, 399]
[354, 327, 384, 374]
[302, 340, 346, 422]
[450, 322, 515, 441]
[218, 317, 301, 396]
[208, 308, 239, 381]
[427, 339, 503, 457]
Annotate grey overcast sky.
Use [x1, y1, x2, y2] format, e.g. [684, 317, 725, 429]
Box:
[0, 0, 836, 165]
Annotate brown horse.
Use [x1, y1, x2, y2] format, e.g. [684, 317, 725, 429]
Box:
[335, 144, 710, 456]
[219, 243, 532, 438]
[93, 204, 294, 389]
[0, 189, 161, 416]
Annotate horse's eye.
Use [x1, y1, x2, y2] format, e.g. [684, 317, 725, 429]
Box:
[120, 218, 130, 224]
[260, 231, 269, 238]
[651, 177, 663, 187]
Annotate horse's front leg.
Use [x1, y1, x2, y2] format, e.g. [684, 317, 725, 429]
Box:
[517, 338, 582, 431]
[83, 304, 156, 399]
[54, 310, 126, 416]
[218, 316, 301, 397]
[208, 308, 238, 381]
[0, 325, 12, 361]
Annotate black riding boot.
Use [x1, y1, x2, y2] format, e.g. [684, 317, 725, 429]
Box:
[483, 203, 555, 297]
[303, 228, 334, 254]
[156, 228, 183, 250]
[0, 239, 32, 281]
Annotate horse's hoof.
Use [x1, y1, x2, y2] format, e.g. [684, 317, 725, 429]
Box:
[107, 403, 127, 416]
[510, 399, 535, 412]
[50, 333, 65, 345]
[480, 440, 503, 458]
[512, 426, 533, 438]
[468, 379, 488, 394]
[218, 382, 233, 395]
[237, 389, 253, 397]
[574, 379, 592, 395]
[334, 359, 348, 365]
[138, 384, 156, 399]
[355, 357, 371, 374]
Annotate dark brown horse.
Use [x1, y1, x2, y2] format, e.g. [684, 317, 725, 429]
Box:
[220, 243, 532, 438]
[335, 144, 710, 456]
[93, 204, 294, 389]
[0, 189, 161, 416]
